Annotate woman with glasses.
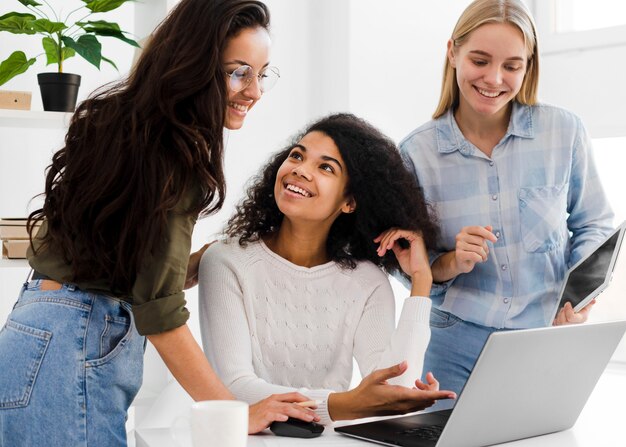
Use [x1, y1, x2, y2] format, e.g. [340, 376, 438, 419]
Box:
[0, 1, 316, 445]
[198, 114, 457, 425]
[398, 0, 613, 408]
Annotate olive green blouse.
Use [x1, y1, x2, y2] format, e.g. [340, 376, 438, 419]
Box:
[27, 190, 199, 336]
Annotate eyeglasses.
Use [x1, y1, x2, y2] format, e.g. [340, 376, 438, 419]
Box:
[225, 65, 280, 93]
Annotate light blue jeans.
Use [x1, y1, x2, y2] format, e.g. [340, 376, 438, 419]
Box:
[423, 307, 512, 412]
[0, 280, 144, 446]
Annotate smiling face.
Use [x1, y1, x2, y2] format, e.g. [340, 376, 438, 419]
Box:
[222, 27, 272, 130]
[274, 131, 354, 226]
[449, 22, 528, 121]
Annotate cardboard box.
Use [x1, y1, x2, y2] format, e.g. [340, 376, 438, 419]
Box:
[0, 225, 40, 240]
[0, 90, 32, 110]
[2, 240, 29, 259]
[0, 218, 41, 240]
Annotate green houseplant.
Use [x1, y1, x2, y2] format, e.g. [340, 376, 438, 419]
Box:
[0, 0, 139, 111]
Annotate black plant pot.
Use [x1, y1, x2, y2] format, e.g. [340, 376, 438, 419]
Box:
[37, 72, 81, 112]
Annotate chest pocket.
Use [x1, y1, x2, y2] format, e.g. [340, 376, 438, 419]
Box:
[518, 184, 568, 253]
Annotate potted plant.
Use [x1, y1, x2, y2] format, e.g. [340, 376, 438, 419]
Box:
[0, 0, 139, 112]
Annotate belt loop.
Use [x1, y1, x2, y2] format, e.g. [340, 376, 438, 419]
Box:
[67, 284, 76, 292]
[23, 268, 34, 287]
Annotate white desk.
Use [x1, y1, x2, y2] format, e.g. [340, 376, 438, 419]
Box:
[135, 366, 626, 447]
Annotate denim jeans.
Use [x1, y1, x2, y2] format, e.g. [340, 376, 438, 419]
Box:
[423, 307, 511, 412]
[0, 280, 145, 446]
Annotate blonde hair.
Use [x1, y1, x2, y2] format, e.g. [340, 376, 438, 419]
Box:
[433, 0, 539, 119]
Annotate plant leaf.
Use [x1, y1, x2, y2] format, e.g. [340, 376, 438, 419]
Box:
[77, 20, 120, 32]
[0, 12, 36, 35]
[78, 20, 139, 47]
[101, 55, 118, 71]
[42, 36, 75, 66]
[17, 0, 43, 6]
[81, 0, 135, 13]
[0, 51, 37, 86]
[42, 36, 59, 65]
[62, 35, 102, 69]
[63, 47, 76, 60]
[32, 18, 67, 34]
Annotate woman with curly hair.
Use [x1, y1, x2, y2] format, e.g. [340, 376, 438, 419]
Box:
[198, 113, 456, 425]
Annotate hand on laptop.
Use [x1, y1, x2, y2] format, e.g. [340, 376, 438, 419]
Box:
[553, 299, 596, 326]
[327, 361, 456, 421]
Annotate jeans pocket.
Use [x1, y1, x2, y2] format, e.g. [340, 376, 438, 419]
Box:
[86, 299, 134, 367]
[0, 320, 51, 409]
[518, 184, 567, 253]
[99, 315, 131, 359]
[429, 307, 460, 329]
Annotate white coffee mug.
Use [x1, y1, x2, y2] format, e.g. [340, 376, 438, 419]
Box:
[172, 400, 249, 447]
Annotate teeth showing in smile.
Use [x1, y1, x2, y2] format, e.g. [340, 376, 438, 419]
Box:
[477, 88, 501, 98]
[229, 102, 248, 112]
[286, 184, 311, 197]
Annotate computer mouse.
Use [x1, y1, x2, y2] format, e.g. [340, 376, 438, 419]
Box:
[269, 417, 325, 438]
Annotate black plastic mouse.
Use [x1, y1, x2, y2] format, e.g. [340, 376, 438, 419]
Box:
[269, 417, 325, 438]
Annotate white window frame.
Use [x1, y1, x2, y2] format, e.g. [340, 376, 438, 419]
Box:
[532, 0, 626, 55]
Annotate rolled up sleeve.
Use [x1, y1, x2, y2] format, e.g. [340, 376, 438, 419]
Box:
[131, 191, 198, 335]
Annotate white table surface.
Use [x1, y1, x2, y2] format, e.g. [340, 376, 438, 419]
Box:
[135, 366, 626, 447]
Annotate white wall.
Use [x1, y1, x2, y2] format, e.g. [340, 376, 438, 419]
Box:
[346, 0, 469, 142]
[539, 42, 626, 138]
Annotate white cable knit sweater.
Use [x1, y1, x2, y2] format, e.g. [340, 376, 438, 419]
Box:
[198, 239, 431, 425]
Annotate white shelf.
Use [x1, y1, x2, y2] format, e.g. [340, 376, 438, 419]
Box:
[0, 109, 72, 130]
[0, 258, 29, 269]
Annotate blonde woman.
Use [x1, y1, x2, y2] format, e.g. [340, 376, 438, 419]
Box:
[399, 0, 613, 407]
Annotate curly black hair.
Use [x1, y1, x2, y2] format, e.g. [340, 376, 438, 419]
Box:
[225, 113, 439, 274]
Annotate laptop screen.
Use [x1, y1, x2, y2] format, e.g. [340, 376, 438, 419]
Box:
[558, 227, 623, 310]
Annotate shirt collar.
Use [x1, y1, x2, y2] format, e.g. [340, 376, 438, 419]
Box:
[435, 102, 535, 155]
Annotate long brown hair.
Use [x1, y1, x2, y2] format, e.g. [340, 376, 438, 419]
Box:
[28, 0, 270, 294]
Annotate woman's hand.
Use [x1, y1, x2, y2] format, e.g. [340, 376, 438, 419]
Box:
[374, 228, 432, 296]
[453, 225, 497, 274]
[414, 371, 441, 391]
[184, 242, 214, 289]
[327, 362, 456, 421]
[248, 392, 320, 434]
[553, 300, 596, 326]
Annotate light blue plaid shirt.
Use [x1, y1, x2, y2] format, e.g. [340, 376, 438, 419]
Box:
[399, 102, 614, 329]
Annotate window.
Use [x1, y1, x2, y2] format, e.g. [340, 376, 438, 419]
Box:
[533, 0, 626, 54]
[555, 0, 626, 32]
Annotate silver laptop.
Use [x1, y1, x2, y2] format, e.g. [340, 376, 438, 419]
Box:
[335, 320, 626, 447]
[552, 220, 626, 319]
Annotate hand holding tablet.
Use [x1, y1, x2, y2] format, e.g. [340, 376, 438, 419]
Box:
[552, 221, 626, 322]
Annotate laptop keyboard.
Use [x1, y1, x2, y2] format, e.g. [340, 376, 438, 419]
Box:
[398, 424, 445, 441]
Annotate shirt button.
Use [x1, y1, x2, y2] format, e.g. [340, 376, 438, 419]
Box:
[492, 194, 498, 201]
[489, 161, 494, 166]
[495, 231, 501, 238]
[503, 297, 510, 304]
[501, 264, 508, 271]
